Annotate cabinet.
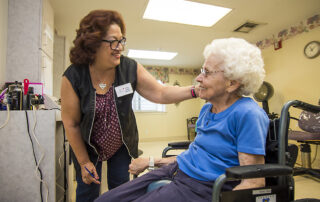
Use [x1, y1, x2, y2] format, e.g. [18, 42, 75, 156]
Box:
[0, 110, 67, 202]
[6, 0, 54, 96]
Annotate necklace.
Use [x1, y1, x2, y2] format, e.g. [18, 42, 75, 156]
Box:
[99, 83, 107, 90]
[90, 66, 115, 90]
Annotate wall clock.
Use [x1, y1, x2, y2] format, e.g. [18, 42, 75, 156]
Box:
[304, 41, 320, 59]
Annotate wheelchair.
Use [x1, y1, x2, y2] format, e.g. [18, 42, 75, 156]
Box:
[151, 100, 320, 202]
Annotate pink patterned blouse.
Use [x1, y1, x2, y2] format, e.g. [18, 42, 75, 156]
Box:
[90, 87, 123, 161]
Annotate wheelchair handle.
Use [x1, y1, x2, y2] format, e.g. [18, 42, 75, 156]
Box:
[290, 100, 320, 113]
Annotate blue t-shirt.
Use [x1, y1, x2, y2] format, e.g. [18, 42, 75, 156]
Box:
[177, 97, 269, 181]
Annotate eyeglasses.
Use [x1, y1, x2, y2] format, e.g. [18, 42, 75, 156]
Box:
[200, 68, 223, 77]
[101, 37, 126, 50]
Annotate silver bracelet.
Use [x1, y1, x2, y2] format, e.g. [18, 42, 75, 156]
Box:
[148, 156, 155, 171]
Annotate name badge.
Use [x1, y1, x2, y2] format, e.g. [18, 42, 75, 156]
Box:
[115, 83, 133, 97]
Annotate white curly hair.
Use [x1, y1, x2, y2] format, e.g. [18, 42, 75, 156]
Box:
[203, 38, 265, 96]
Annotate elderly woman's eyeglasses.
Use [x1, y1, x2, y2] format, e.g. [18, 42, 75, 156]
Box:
[200, 68, 223, 77]
[101, 37, 126, 50]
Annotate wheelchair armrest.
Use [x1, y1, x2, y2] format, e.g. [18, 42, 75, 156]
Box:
[168, 141, 191, 149]
[162, 141, 192, 157]
[225, 164, 293, 180]
[212, 164, 293, 202]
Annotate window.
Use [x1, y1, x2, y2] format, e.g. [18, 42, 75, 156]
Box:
[132, 80, 166, 112]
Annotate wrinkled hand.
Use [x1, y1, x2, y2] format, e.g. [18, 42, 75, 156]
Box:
[129, 157, 149, 175]
[233, 179, 265, 190]
[80, 162, 100, 185]
[233, 183, 253, 191]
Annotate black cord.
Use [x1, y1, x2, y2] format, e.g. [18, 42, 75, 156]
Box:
[25, 111, 43, 202]
[62, 123, 67, 202]
[311, 144, 318, 165]
[42, 108, 61, 110]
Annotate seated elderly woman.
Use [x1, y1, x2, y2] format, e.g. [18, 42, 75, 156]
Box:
[95, 38, 270, 202]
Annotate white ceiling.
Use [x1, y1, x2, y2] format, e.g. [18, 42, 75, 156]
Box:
[50, 0, 320, 68]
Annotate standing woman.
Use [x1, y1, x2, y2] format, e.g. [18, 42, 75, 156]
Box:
[61, 10, 197, 202]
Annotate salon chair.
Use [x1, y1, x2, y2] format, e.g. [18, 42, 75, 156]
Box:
[288, 109, 320, 179]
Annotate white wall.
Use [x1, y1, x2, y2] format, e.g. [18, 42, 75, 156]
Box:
[0, 0, 8, 87]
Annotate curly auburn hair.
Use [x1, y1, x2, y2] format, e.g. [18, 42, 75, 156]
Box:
[70, 10, 126, 65]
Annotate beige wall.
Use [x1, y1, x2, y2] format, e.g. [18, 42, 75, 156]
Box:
[0, 0, 8, 87]
[263, 26, 320, 116]
[136, 73, 203, 142]
[262, 26, 320, 168]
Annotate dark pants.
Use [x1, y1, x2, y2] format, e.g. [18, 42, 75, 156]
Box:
[95, 162, 238, 202]
[76, 145, 131, 202]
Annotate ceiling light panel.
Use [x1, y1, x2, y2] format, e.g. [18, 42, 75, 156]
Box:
[128, 49, 178, 60]
[143, 0, 232, 27]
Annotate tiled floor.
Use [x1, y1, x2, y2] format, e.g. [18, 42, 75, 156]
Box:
[294, 175, 320, 199]
[69, 138, 320, 201]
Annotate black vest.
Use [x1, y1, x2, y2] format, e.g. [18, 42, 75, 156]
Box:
[63, 55, 139, 176]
